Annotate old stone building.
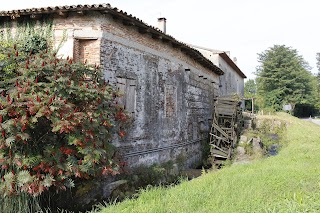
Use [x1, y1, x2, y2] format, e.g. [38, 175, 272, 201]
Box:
[0, 4, 225, 169]
[191, 45, 247, 98]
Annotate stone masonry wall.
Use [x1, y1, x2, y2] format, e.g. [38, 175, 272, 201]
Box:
[4, 11, 219, 169]
[97, 12, 218, 168]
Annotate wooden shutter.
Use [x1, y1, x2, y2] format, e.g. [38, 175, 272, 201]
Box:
[117, 77, 127, 107]
[116, 77, 136, 114]
[126, 79, 136, 114]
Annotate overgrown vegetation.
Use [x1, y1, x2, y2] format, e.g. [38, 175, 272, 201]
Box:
[97, 113, 320, 213]
[238, 115, 287, 162]
[109, 162, 181, 202]
[0, 19, 128, 212]
[0, 44, 128, 195]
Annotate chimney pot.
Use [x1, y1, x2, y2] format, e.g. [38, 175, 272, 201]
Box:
[233, 57, 237, 64]
[157, 17, 166, 34]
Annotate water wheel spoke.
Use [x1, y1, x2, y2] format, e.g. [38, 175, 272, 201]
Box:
[209, 95, 243, 164]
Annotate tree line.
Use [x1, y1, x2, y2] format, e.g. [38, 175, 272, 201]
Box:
[245, 45, 320, 117]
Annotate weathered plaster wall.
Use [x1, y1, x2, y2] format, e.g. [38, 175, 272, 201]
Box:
[97, 13, 219, 168]
[2, 11, 219, 169]
[218, 57, 244, 97]
[193, 47, 245, 98]
[197, 48, 220, 67]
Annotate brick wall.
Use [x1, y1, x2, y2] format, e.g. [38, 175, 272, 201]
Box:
[73, 39, 101, 65]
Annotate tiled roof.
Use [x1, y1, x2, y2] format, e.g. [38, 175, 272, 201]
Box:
[0, 4, 224, 75]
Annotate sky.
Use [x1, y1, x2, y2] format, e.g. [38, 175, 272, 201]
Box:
[1, 0, 320, 79]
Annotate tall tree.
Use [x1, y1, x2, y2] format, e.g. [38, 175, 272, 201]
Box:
[315, 53, 320, 110]
[244, 79, 257, 98]
[256, 45, 315, 111]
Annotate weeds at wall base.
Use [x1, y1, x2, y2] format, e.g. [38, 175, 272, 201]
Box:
[0, 193, 41, 213]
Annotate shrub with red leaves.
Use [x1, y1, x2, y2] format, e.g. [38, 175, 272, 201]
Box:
[0, 45, 129, 196]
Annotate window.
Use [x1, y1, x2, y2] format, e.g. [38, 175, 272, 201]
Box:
[73, 39, 99, 65]
[117, 77, 137, 114]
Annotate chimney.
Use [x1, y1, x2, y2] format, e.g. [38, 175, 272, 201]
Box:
[157, 17, 166, 34]
[233, 57, 237, 64]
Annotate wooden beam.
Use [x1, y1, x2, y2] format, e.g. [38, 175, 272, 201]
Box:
[151, 33, 160, 39]
[211, 144, 229, 154]
[101, 10, 109, 14]
[111, 14, 118, 20]
[211, 148, 228, 157]
[211, 122, 231, 140]
[10, 14, 20, 20]
[211, 149, 228, 158]
[180, 46, 189, 52]
[57, 11, 68, 17]
[30, 14, 42, 19]
[171, 42, 181, 48]
[161, 37, 170, 43]
[138, 27, 149, 34]
[122, 20, 134, 26]
[77, 10, 85, 15]
[209, 133, 230, 144]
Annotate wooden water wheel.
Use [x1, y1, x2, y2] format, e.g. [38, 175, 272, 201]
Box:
[209, 96, 243, 165]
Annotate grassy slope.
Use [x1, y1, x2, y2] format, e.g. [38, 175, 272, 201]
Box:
[99, 113, 320, 213]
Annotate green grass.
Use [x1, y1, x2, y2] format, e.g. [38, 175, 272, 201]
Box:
[0, 193, 41, 213]
[97, 113, 320, 213]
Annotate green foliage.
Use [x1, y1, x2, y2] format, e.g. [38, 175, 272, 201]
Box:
[21, 34, 48, 54]
[244, 79, 257, 98]
[240, 141, 253, 155]
[175, 153, 186, 168]
[108, 161, 182, 203]
[98, 114, 320, 213]
[256, 45, 316, 111]
[0, 18, 52, 55]
[0, 192, 41, 213]
[244, 79, 258, 112]
[258, 117, 287, 154]
[0, 44, 128, 197]
[315, 53, 320, 112]
[129, 165, 166, 188]
[0, 19, 53, 85]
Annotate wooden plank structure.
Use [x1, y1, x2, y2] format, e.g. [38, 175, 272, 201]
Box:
[209, 95, 243, 165]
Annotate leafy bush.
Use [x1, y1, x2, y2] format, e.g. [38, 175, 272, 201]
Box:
[21, 34, 48, 54]
[0, 44, 128, 197]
